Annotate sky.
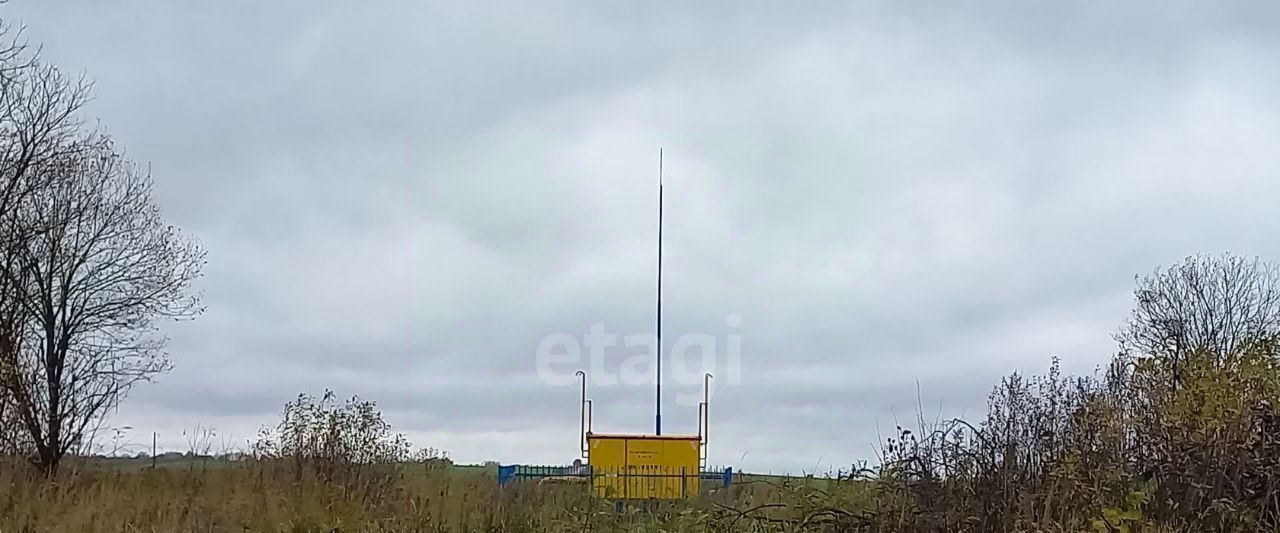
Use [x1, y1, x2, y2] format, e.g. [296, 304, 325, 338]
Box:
[6, 1, 1280, 474]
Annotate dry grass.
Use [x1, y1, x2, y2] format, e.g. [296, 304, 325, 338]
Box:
[0, 389, 869, 532]
[0, 461, 583, 532]
[0, 459, 883, 532]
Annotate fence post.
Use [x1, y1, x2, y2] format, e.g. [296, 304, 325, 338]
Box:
[497, 464, 516, 486]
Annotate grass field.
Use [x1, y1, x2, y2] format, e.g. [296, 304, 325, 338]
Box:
[0, 457, 868, 532]
[0, 393, 875, 531]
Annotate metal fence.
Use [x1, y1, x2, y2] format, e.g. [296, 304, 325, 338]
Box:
[497, 463, 734, 500]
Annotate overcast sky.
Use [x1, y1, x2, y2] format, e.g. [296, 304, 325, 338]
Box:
[7, 2, 1280, 473]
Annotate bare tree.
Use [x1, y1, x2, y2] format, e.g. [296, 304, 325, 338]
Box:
[0, 135, 203, 473]
[0, 54, 91, 222]
[1116, 253, 1280, 376]
[0, 27, 92, 458]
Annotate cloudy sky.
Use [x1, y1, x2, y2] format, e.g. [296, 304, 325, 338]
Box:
[8, 2, 1280, 473]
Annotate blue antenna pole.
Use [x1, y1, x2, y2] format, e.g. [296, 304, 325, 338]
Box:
[656, 148, 663, 436]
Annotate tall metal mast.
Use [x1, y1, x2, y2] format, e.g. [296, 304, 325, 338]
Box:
[655, 148, 663, 435]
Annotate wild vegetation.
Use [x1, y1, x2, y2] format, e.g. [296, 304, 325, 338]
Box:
[844, 254, 1280, 532]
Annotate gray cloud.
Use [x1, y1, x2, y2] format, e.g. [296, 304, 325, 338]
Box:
[8, 1, 1280, 473]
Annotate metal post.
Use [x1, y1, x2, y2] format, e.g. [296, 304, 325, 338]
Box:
[655, 148, 663, 435]
[700, 373, 712, 469]
[681, 467, 687, 499]
[151, 432, 157, 470]
[576, 370, 588, 458]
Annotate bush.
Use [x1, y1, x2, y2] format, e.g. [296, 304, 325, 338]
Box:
[251, 390, 440, 499]
[858, 341, 1280, 532]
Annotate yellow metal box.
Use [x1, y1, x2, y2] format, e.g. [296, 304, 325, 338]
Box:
[587, 433, 701, 499]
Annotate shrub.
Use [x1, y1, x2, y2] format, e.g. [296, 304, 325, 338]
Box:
[860, 341, 1280, 532]
[251, 390, 425, 498]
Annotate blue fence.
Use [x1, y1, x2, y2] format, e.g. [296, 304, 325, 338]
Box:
[497, 463, 734, 495]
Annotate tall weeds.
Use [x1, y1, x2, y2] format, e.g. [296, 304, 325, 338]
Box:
[861, 342, 1280, 532]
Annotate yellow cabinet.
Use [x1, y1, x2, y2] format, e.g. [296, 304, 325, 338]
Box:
[587, 433, 700, 499]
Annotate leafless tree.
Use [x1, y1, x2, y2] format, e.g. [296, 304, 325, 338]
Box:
[1116, 254, 1280, 379]
[0, 23, 93, 459]
[0, 135, 204, 474]
[0, 52, 91, 222]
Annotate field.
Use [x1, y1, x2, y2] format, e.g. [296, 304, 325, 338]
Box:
[0, 457, 870, 532]
[4, 392, 874, 532]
